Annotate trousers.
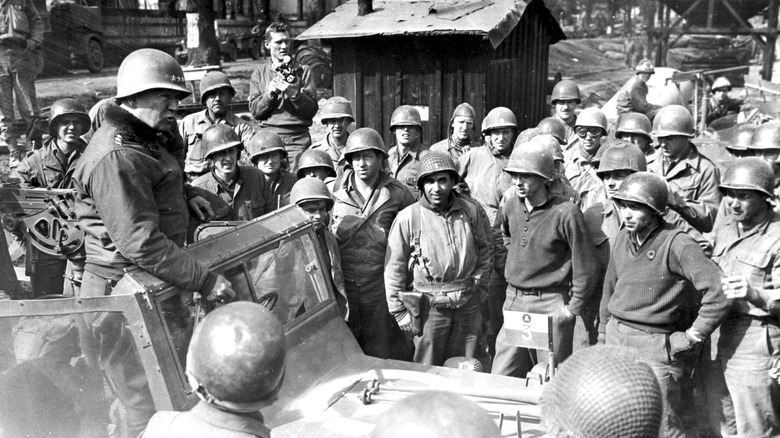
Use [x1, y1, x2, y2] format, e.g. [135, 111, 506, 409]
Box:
[414, 294, 481, 366]
[0, 49, 39, 149]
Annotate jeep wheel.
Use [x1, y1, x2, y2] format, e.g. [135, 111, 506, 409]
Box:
[84, 37, 104, 73]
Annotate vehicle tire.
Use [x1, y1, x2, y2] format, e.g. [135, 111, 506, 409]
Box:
[250, 38, 262, 60]
[222, 42, 238, 63]
[83, 37, 104, 73]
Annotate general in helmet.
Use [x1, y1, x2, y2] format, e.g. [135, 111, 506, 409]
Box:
[615, 112, 654, 157]
[191, 124, 273, 221]
[72, 48, 236, 437]
[564, 107, 608, 204]
[290, 178, 348, 318]
[550, 80, 581, 147]
[602, 171, 728, 438]
[613, 59, 662, 120]
[711, 157, 780, 437]
[492, 140, 599, 378]
[706, 76, 747, 126]
[246, 130, 298, 210]
[331, 127, 415, 359]
[13, 98, 90, 297]
[649, 105, 722, 239]
[430, 102, 480, 160]
[385, 151, 491, 366]
[179, 71, 255, 181]
[310, 96, 354, 175]
[388, 105, 428, 200]
[248, 21, 318, 171]
[144, 302, 286, 437]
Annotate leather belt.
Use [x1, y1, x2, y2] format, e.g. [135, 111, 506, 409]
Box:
[508, 284, 568, 296]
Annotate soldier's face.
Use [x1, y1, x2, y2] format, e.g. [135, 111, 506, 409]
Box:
[576, 126, 603, 155]
[723, 188, 769, 226]
[600, 169, 633, 199]
[324, 117, 352, 142]
[451, 116, 474, 141]
[638, 73, 652, 82]
[422, 171, 454, 209]
[297, 200, 329, 230]
[301, 167, 331, 181]
[266, 32, 291, 62]
[56, 115, 86, 145]
[211, 147, 239, 179]
[350, 150, 382, 182]
[658, 135, 690, 163]
[488, 128, 514, 154]
[257, 151, 282, 176]
[131, 89, 180, 132]
[618, 132, 653, 154]
[554, 100, 577, 122]
[510, 172, 545, 199]
[713, 88, 729, 104]
[616, 200, 655, 233]
[394, 126, 420, 148]
[205, 89, 233, 118]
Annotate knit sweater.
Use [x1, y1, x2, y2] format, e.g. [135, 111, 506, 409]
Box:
[600, 222, 728, 336]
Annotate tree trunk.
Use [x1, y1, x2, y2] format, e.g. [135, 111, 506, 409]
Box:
[187, 0, 221, 67]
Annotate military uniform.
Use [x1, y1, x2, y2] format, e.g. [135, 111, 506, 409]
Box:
[388, 144, 426, 200]
[615, 76, 662, 119]
[430, 137, 477, 160]
[385, 194, 491, 366]
[706, 95, 744, 126]
[178, 110, 255, 177]
[310, 131, 348, 177]
[458, 147, 509, 224]
[332, 170, 415, 359]
[143, 402, 271, 438]
[192, 166, 273, 221]
[265, 169, 297, 210]
[563, 148, 602, 205]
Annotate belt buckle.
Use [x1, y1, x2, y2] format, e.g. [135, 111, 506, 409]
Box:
[521, 289, 541, 296]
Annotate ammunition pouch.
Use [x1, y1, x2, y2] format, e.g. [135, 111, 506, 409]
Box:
[414, 278, 474, 309]
[398, 291, 423, 336]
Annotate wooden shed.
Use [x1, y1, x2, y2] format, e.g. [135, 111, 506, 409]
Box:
[297, 0, 565, 146]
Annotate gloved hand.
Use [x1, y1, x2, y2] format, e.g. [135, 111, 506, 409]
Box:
[205, 275, 236, 303]
[669, 330, 700, 358]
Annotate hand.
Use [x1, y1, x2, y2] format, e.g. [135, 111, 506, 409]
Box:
[205, 275, 236, 303]
[669, 330, 699, 357]
[267, 77, 285, 96]
[397, 312, 415, 334]
[562, 305, 575, 321]
[666, 186, 685, 210]
[25, 39, 38, 51]
[282, 77, 301, 99]
[722, 275, 759, 302]
[188, 195, 214, 222]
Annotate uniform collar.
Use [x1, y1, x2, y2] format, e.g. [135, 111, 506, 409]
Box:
[196, 109, 237, 126]
[190, 402, 270, 437]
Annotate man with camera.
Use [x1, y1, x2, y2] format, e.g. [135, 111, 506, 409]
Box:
[248, 22, 318, 171]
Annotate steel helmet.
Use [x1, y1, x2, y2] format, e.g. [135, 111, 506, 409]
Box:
[711, 76, 732, 92]
[616, 113, 652, 140]
[720, 157, 775, 198]
[199, 71, 236, 104]
[521, 133, 564, 162]
[416, 151, 459, 190]
[290, 177, 334, 209]
[551, 80, 582, 103]
[750, 121, 780, 151]
[246, 130, 287, 163]
[321, 97, 354, 122]
[48, 98, 90, 137]
[187, 302, 286, 411]
[115, 48, 190, 100]
[202, 124, 242, 159]
[448, 102, 476, 137]
[541, 345, 662, 438]
[596, 140, 647, 175]
[612, 171, 668, 215]
[504, 140, 554, 180]
[537, 117, 568, 144]
[296, 149, 337, 178]
[515, 127, 541, 144]
[345, 127, 387, 159]
[575, 107, 608, 134]
[482, 107, 517, 134]
[728, 124, 756, 152]
[389, 105, 423, 130]
[651, 105, 694, 138]
[370, 391, 500, 438]
[635, 59, 655, 74]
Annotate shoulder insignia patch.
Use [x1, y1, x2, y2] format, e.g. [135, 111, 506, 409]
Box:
[114, 134, 123, 147]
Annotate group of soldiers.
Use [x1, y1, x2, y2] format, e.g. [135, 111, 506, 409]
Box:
[1, 20, 780, 436]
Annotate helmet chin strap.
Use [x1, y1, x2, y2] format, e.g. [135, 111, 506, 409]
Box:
[187, 370, 281, 414]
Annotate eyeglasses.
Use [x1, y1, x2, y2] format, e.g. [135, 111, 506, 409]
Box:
[575, 126, 603, 138]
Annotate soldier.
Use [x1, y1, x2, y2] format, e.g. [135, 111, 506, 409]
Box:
[178, 71, 254, 181]
[143, 302, 285, 437]
[385, 152, 491, 366]
[72, 49, 236, 437]
[295, 148, 337, 191]
[191, 125, 272, 221]
[289, 178, 348, 318]
[248, 22, 318, 169]
[615, 112, 657, 160]
[536, 116, 568, 147]
[706, 77, 746, 126]
[649, 105, 721, 247]
[310, 97, 353, 175]
[550, 80, 581, 149]
[246, 130, 297, 210]
[748, 121, 780, 197]
[491, 140, 598, 378]
[563, 107, 607, 204]
[430, 103, 479, 160]
[600, 172, 728, 438]
[615, 59, 662, 120]
[0, 0, 43, 169]
[541, 345, 663, 438]
[13, 98, 89, 297]
[725, 124, 755, 159]
[332, 128, 415, 359]
[711, 158, 780, 436]
[387, 105, 428, 199]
